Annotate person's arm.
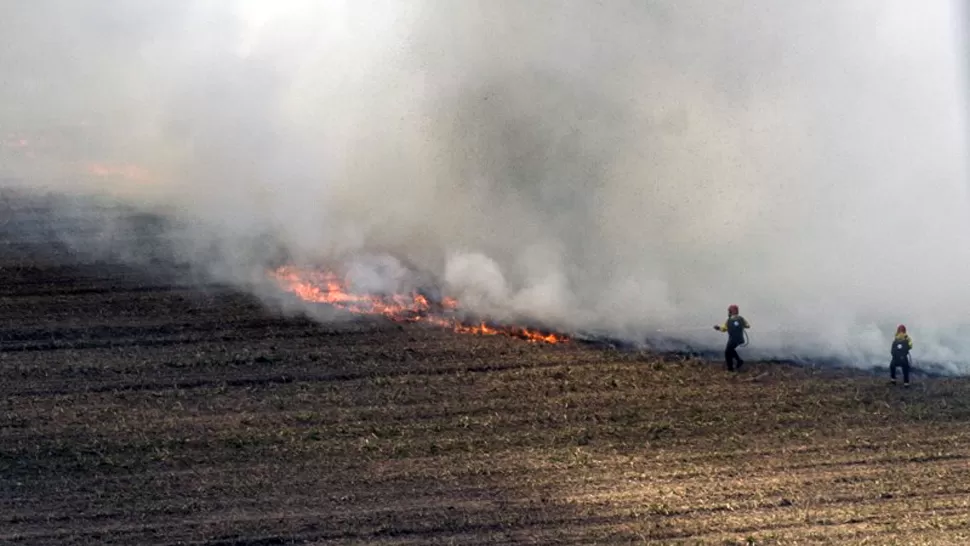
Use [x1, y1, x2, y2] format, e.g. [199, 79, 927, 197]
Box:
[714, 321, 728, 331]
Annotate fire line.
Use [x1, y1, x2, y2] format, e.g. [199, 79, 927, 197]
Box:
[270, 265, 566, 344]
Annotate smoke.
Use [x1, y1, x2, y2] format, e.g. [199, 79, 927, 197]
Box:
[2, 1, 969, 371]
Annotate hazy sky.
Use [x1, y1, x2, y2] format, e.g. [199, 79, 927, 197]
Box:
[2, 1, 969, 370]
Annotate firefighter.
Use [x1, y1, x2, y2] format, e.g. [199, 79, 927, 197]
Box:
[714, 304, 750, 371]
[890, 324, 913, 387]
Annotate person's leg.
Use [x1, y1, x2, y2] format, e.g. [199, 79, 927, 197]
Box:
[903, 357, 911, 385]
[726, 343, 741, 371]
[724, 344, 735, 371]
[890, 360, 898, 383]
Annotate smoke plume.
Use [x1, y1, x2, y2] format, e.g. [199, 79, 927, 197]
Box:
[2, 1, 969, 371]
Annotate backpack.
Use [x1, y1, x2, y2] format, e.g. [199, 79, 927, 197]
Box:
[891, 338, 910, 358]
[726, 316, 746, 342]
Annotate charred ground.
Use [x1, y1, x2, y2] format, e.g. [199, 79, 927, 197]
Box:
[2, 194, 970, 545]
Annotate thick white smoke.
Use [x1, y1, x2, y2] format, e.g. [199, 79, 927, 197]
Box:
[1, 1, 969, 371]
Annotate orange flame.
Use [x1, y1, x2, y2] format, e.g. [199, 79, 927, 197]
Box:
[270, 265, 567, 344]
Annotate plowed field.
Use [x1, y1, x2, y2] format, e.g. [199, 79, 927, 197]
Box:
[3, 194, 970, 545]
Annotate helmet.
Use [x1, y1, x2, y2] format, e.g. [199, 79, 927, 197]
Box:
[897, 324, 907, 334]
[728, 304, 739, 315]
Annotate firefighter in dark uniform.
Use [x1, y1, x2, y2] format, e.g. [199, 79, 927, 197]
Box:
[890, 324, 913, 387]
[714, 304, 750, 371]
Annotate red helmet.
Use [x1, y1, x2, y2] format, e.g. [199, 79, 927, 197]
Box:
[728, 304, 739, 315]
[897, 324, 907, 334]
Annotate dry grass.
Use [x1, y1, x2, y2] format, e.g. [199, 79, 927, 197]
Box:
[1, 220, 970, 544]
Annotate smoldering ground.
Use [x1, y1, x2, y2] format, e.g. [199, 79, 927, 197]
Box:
[1, 1, 969, 371]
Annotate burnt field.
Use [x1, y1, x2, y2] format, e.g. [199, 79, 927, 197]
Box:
[3, 197, 970, 545]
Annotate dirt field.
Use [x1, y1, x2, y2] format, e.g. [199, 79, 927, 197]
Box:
[3, 197, 970, 545]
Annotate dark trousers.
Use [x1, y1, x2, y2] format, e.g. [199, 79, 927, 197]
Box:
[725, 340, 743, 371]
[890, 356, 910, 383]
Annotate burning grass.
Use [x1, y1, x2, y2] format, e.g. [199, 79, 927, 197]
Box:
[271, 264, 567, 344]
